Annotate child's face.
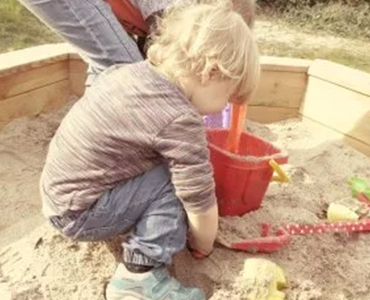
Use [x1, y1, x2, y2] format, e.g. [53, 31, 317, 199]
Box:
[189, 78, 236, 116]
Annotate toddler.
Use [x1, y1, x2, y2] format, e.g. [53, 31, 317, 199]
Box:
[41, 2, 260, 299]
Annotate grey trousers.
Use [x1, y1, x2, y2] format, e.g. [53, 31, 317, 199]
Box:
[19, 0, 143, 85]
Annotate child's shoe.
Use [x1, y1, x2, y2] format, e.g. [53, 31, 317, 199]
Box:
[105, 263, 205, 300]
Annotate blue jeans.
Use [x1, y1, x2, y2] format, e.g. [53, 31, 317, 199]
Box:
[19, 0, 143, 85]
[49, 165, 188, 268]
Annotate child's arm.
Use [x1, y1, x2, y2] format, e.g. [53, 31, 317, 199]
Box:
[153, 112, 218, 255]
[187, 204, 218, 256]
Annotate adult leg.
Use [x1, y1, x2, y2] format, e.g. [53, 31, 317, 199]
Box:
[19, 0, 143, 85]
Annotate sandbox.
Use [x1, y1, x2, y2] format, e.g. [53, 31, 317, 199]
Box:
[0, 44, 370, 300]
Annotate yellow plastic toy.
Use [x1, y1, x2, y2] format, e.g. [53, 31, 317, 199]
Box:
[327, 203, 359, 222]
[241, 258, 287, 300]
[269, 159, 290, 183]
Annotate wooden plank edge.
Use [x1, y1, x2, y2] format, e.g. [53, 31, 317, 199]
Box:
[67, 54, 312, 73]
[300, 76, 370, 145]
[261, 56, 312, 73]
[0, 43, 71, 78]
[300, 115, 370, 158]
[0, 79, 70, 131]
[69, 52, 83, 60]
[0, 61, 69, 101]
[68, 59, 88, 96]
[308, 59, 370, 97]
[252, 72, 308, 108]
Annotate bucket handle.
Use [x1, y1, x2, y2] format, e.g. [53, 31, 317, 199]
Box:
[269, 159, 289, 183]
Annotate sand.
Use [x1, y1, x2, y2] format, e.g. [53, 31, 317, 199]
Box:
[1, 103, 370, 300]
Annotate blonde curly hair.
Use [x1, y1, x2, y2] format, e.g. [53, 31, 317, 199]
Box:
[147, 2, 260, 104]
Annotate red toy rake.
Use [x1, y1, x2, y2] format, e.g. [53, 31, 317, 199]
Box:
[217, 219, 370, 253]
[282, 219, 370, 235]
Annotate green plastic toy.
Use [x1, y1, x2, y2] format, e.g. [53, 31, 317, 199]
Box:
[348, 177, 370, 200]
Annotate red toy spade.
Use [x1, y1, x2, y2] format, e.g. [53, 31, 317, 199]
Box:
[217, 223, 290, 253]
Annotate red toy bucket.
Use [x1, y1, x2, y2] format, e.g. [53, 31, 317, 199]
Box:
[207, 129, 288, 217]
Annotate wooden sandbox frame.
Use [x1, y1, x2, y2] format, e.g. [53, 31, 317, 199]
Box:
[1, 43, 369, 157]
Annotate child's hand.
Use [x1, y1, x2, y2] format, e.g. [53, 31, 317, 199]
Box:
[190, 248, 209, 259]
[185, 204, 218, 259]
[187, 233, 213, 259]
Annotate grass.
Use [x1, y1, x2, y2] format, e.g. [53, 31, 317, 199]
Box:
[255, 1, 370, 73]
[259, 1, 370, 41]
[0, 0, 60, 53]
[258, 39, 370, 74]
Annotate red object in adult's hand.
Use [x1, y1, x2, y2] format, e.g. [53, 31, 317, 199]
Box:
[104, 0, 149, 36]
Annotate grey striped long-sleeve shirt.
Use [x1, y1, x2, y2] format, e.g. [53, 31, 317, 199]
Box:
[41, 61, 216, 217]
